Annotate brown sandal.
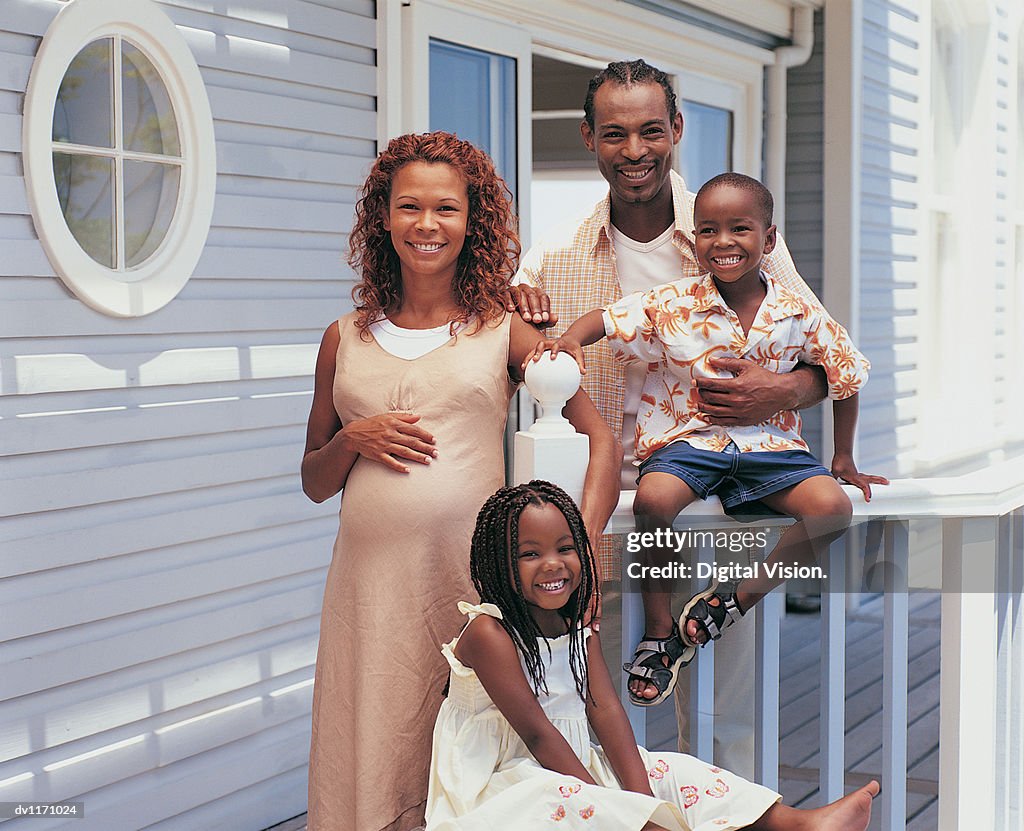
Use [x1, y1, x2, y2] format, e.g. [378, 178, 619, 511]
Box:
[622, 623, 696, 707]
[679, 581, 746, 647]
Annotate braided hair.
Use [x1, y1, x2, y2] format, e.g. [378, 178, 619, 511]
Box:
[583, 59, 678, 130]
[470, 480, 598, 700]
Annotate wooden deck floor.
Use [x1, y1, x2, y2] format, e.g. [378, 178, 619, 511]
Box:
[773, 592, 940, 831]
[266, 590, 941, 831]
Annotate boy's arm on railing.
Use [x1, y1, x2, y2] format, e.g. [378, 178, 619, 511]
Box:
[830, 393, 889, 501]
[522, 309, 607, 375]
[562, 309, 607, 347]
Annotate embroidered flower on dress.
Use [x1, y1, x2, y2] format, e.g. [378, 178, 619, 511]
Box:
[649, 759, 670, 780]
[709, 766, 722, 773]
[578, 805, 595, 819]
[705, 778, 730, 798]
[713, 819, 730, 826]
[558, 784, 581, 798]
[550, 805, 566, 821]
[680, 785, 699, 808]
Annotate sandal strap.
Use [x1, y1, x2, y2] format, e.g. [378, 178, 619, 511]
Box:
[634, 634, 688, 663]
[690, 582, 744, 642]
[621, 624, 696, 706]
[622, 625, 690, 678]
[621, 658, 666, 681]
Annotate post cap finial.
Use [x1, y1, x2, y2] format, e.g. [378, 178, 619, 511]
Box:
[524, 352, 582, 435]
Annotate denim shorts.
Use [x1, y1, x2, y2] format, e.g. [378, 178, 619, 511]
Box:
[637, 439, 832, 519]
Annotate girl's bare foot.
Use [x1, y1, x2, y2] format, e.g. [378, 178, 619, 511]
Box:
[811, 782, 879, 831]
[751, 781, 879, 831]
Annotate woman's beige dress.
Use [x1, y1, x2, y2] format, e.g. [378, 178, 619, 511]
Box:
[307, 311, 516, 831]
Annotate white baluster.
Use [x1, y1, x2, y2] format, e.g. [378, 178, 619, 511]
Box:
[690, 539, 716, 761]
[513, 353, 589, 503]
[820, 532, 848, 804]
[939, 516, 999, 830]
[882, 520, 909, 831]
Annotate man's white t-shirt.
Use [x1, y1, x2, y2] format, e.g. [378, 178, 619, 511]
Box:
[608, 222, 679, 489]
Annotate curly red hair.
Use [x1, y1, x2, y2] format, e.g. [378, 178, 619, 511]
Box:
[348, 132, 521, 335]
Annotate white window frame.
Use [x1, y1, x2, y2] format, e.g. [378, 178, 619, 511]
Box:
[23, 0, 216, 318]
[399, 0, 533, 244]
[673, 69, 752, 184]
[1009, 18, 1024, 441]
[916, 0, 999, 467]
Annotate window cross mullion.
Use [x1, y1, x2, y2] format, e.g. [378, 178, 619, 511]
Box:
[113, 34, 125, 273]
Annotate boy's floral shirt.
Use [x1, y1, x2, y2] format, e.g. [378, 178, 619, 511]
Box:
[603, 273, 870, 462]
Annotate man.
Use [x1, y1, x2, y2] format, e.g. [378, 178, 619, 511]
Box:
[510, 59, 829, 774]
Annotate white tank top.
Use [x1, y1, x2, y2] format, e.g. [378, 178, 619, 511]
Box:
[369, 317, 468, 360]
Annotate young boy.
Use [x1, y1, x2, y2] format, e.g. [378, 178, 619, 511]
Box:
[526, 172, 887, 706]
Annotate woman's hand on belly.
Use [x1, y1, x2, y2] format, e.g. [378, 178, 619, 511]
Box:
[340, 412, 438, 473]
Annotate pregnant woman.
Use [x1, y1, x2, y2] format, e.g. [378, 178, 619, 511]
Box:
[301, 132, 619, 831]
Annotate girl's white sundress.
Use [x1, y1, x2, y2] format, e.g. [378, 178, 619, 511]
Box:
[424, 602, 780, 831]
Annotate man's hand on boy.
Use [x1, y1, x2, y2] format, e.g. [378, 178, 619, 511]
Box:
[505, 285, 559, 326]
[693, 356, 796, 424]
[694, 357, 827, 425]
[522, 337, 587, 375]
[831, 453, 889, 501]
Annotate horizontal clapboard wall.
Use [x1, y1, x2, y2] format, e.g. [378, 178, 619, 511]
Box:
[0, 0, 375, 828]
[856, 0, 921, 476]
[786, 4, 922, 476]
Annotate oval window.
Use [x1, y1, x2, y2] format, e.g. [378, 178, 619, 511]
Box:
[23, 0, 215, 317]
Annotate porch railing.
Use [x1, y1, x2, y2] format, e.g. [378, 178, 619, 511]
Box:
[519, 356, 1024, 831]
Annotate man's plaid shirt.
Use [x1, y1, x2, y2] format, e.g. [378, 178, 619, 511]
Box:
[514, 170, 827, 442]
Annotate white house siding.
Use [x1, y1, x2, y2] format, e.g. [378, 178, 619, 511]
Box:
[791, 1, 1024, 475]
[854, 0, 1023, 476]
[786, 4, 921, 476]
[855, 0, 922, 476]
[0, 1, 375, 829]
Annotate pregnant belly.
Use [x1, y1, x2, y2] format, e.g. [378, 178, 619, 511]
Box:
[338, 453, 502, 538]
[329, 454, 497, 609]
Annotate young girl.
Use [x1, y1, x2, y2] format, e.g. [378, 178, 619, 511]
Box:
[424, 480, 878, 831]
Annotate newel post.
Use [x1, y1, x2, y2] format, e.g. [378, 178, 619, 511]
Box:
[513, 353, 590, 503]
